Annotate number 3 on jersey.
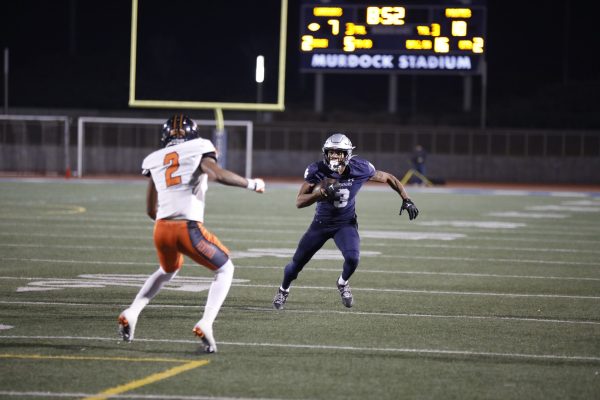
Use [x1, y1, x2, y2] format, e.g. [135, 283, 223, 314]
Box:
[333, 188, 350, 208]
[164, 152, 181, 187]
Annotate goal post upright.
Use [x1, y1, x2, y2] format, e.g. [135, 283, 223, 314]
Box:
[124, 0, 286, 180]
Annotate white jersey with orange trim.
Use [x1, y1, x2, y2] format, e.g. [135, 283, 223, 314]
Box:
[142, 138, 217, 222]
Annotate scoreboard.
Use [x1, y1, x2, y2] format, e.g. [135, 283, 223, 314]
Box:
[299, 2, 486, 74]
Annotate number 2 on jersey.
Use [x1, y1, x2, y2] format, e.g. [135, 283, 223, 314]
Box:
[164, 152, 181, 187]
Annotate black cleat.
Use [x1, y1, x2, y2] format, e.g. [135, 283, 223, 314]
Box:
[337, 282, 354, 308]
[272, 288, 289, 310]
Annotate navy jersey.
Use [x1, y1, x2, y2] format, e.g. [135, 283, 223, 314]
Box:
[304, 157, 376, 224]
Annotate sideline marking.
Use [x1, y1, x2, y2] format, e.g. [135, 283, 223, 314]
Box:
[83, 359, 209, 400]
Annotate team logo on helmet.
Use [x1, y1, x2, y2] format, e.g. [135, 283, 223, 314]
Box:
[322, 133, 355, 172]
[160, 114, 200, 147]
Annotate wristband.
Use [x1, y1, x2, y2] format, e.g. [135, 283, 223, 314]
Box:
[246, 179, 257, 190]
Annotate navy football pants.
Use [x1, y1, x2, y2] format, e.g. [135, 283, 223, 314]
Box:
[281, 219, 360, 289]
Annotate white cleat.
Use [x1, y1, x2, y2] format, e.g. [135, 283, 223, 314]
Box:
[193, 320, 217, 353]
[117, 311, 137, 343]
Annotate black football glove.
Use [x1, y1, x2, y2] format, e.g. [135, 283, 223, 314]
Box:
[400, 198, 419, 220]
[323, 182, 341, 199]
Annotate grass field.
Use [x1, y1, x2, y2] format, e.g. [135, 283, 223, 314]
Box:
[0, 179, 599, 400]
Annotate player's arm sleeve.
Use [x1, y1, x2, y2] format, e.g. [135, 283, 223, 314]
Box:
[367, 161, 376, 178]
[304, 163, 324, 184]
[201, 151, 217, 162]
[141, 159, 151, 177]
[141, 151, 155, 177]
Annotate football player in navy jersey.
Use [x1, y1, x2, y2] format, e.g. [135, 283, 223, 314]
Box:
[273, 133, 419, 309]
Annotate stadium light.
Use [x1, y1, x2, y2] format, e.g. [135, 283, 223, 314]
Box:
[256, 55, 264, 112]
[255, 55, 265, 83]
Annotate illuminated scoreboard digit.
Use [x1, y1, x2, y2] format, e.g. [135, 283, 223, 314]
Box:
[299, 2, 486, 74]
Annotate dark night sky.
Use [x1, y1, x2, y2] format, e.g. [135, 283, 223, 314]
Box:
[1, 0, 599, 128]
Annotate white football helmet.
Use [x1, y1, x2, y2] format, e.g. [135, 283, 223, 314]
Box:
[322, 133, 355, 172]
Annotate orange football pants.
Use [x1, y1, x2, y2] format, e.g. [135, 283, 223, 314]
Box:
[153, 219, 230, 273]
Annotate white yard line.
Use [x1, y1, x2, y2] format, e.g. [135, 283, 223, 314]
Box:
[379, 254, 600, 267]
[244, 307, 600, 325]
[233, 283, 600, 300]
[1, 220, 600, 237]
[2, 260, 600, 284]
[0, 243, 151, 251]
[5, 233, 600, 254]
[238, 265, 600, 281]
[2, 230, 600, 246]
[0, 257, 154, 266]
[0, 335, 598, 363]
[365, 242, 600, 254]
[0, 300, 598, 326]
[0, 391, 284, 400]
[3, 250, 600, 267]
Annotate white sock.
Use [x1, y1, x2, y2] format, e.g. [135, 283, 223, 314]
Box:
[127, 267, 178, 318]
[337, 276, 348, 286]
[199, 260, 234, 327]
[279, 286, 289, 293]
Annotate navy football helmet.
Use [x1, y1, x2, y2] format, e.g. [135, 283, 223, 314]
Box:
[160, 114, 200, 147]
[322, 133, 355, 172]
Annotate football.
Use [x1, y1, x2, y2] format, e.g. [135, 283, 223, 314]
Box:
[316, 178, 338, 198]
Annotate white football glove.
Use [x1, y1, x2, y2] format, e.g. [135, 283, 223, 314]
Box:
[246, 178, 265, 193]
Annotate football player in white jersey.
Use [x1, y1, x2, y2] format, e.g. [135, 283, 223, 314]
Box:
[118, 114, 265, 353]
